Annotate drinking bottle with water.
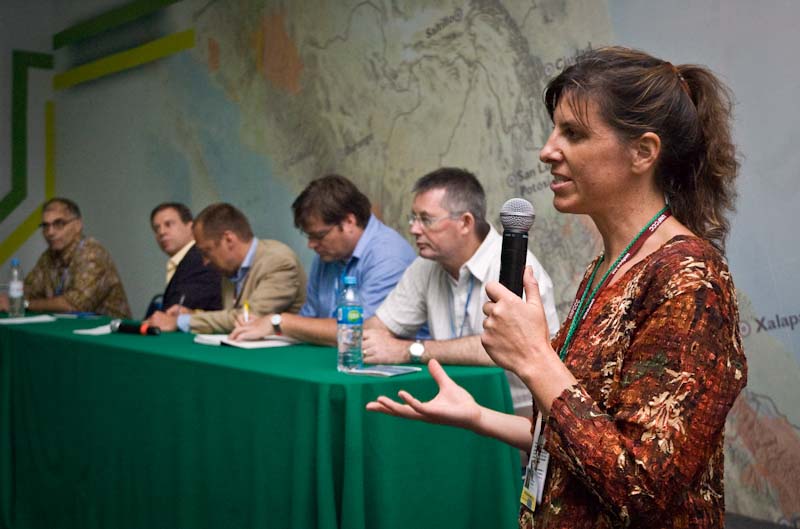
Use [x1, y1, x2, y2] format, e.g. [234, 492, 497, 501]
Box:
[336, 276, 363, 372]
[8, 258, 25, 317]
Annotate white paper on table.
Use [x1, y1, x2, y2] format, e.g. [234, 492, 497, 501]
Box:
[73, 324, 113, 335]
[194, 334, 226, 345]
[193, 333, 298, 348]
[221, 335, 298, 348]
[346, 365, 423, 377]
[0, 314, 57, 325]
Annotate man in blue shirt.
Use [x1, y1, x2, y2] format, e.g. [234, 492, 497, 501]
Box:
[230, 175, 415, 345]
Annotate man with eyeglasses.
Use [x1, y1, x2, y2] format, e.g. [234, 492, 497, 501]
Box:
[0, 197, 131, 318]
[146, 202, 306, 334]
[362, 168, 560, 416]
[230, 174, 415, 344]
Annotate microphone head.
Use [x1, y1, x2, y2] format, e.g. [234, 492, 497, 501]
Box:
[499, 198, 535, 233]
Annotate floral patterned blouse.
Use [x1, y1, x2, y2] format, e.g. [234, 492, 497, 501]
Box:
[521, 236, 747, 528]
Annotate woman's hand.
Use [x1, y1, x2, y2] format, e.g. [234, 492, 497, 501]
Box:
[481, 266, 551, 375]
[482, 266, 576, 414]
[366, 359, 482, 430]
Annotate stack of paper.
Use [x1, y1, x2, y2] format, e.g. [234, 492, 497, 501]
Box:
[193, 334, 299, 348]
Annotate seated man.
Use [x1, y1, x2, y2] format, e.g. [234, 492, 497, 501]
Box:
[145, 202, 222, 317]
[230, 174, 416, 345]
[0, 197, 131, 318]
[147, 203, 306, 334]
[362, 168, 560, 414]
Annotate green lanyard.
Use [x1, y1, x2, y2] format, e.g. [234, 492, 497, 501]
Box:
[558, 206, 671, 361]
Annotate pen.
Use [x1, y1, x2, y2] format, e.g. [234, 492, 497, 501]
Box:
[178, 293, 186, 308]
[243, 300, 250, 323]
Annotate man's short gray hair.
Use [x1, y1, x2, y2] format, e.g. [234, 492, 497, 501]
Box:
[412, 167, 490, 236]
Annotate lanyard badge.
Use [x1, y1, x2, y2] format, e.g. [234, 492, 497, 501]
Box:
[520, 412, 549, 512]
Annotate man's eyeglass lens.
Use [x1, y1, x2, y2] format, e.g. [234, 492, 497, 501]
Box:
[39, 218, 75, 230]
[407, 214, 452, 228]
[306, 225, 335, 241]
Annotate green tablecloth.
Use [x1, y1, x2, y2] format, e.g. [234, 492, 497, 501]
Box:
[1, 318, 519, 529]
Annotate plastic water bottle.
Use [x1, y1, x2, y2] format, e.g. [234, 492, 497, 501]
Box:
[8, 258, 25, 317]
[336, 276, 363, 372]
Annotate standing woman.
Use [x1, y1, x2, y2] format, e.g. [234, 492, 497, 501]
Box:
[367, 46, 747, 528]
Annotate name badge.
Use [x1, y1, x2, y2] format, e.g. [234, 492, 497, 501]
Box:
[520, 412, 549, 512]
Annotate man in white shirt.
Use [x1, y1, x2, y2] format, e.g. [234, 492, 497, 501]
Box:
[363, 168, 560, 414]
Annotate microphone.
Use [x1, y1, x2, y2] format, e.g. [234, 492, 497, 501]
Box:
[499, 198, 535, 297]
[110, 319, 161, 336]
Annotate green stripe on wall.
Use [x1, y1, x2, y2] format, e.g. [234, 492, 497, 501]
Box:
[53, 0, 183, 50]
[53, 29, 195, 90]
[1, 51, 54, 223]
[0, 101, 56, 265]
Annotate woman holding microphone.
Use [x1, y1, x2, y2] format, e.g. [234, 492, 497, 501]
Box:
[367, 46, 747, 528]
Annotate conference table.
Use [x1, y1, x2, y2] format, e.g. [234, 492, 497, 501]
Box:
[0, 317, 520, 529]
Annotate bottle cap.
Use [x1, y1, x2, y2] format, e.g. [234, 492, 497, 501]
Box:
[343, 275, 357, 285]
[11, 258, 19, 266]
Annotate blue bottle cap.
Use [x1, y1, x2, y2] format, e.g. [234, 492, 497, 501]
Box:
[343, 275, 357, 285]
[11, 258, 19, 266]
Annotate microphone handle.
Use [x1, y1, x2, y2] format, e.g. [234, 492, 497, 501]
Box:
[499, 231, 528, 297]
[112, 320, 162, 336]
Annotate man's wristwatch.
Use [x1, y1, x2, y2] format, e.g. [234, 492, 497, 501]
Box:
[270, 314, 283, 335]
[408, 340, 425, 364]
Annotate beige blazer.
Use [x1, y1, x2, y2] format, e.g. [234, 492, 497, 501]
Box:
[189, 239, 306, 333]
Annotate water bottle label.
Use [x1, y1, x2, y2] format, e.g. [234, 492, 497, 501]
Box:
[337, 305, 363, 324]
[9, 280, 23, 298]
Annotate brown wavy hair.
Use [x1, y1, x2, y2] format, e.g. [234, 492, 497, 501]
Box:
[544, 46, 739, 251]
[292, 174, 372, 230]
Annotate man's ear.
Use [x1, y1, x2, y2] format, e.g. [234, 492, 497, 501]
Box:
[631, 131, 661, 175]
[459, 211, 475, 235]
[221, 230, 236, 247]
[342, 213, 358, 231]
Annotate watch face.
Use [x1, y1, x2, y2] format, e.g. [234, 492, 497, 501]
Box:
[409, 342, 424, 357]
[271, 314, 281, 326]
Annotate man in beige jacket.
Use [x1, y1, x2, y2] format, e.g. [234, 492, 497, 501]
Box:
[147, 203, 306, 334]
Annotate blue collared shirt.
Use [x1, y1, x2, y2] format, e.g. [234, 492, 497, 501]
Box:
[177, 239, 258, 332]
[229, 238, 258, 301]
[299, 215, 415, 319]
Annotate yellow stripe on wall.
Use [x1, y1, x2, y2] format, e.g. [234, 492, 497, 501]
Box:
[53, 29, 195, 91]
[45, 101, 55, 199]
[0, 206, 43, 264]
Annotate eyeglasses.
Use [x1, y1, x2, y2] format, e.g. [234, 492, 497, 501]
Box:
[406, 212, 461, 229]
[304, 224, 337, 242]
[39, 217, 77, 231]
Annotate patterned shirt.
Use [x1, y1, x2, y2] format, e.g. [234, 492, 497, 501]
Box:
[24, 236, 131, 318]
[522, 236, 747, 529]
